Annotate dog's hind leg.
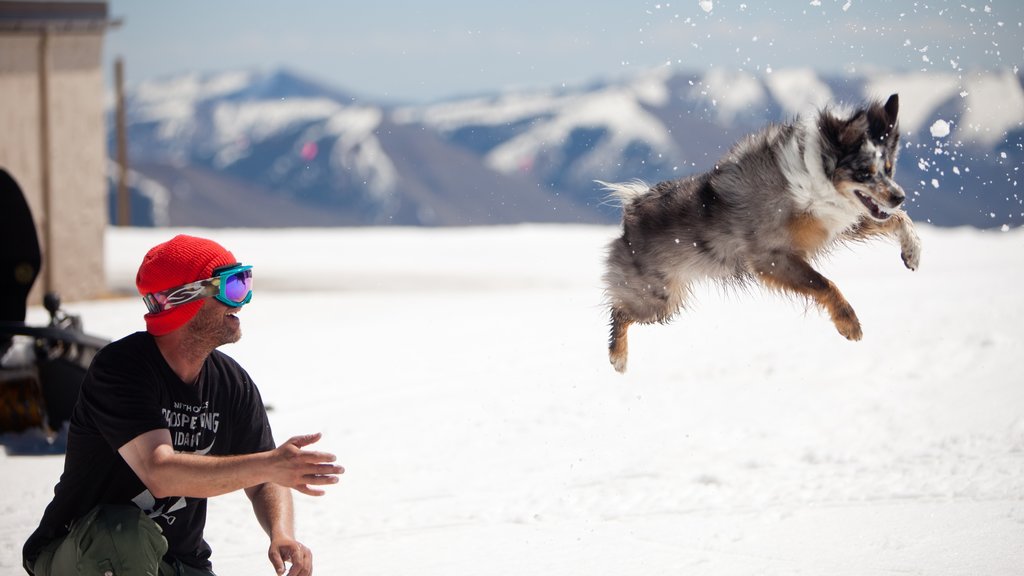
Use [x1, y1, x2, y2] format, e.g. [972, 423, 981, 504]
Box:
[753, 252, 863, 341]
[609, 308, 633, 373]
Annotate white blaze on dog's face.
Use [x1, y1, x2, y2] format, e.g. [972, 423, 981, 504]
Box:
[834, 139, 906, 222]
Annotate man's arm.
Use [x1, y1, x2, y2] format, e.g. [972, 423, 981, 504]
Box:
[246, 482, 314, 576]
[118, 430, 342, 499]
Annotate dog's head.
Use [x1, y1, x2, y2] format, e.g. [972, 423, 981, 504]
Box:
[820, 94, 905, 221]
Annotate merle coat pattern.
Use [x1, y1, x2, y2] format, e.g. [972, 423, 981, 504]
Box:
[602, 94, 921, 373]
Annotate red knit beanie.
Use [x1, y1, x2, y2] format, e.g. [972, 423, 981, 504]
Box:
[136, 235, 238, 336]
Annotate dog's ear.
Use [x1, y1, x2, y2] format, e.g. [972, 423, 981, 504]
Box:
[817, 112, 840, 174]
[817, 110, 861, 176]
[841, 111, 869, 149]
[867, 95, 900, 141]
[817, 111, 859, 177]
[884, 94, 899, 126]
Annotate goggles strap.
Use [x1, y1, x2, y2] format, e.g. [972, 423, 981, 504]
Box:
[143, 264, 252, 314]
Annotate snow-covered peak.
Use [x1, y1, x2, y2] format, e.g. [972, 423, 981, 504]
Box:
[321, 107, 396, 200]
[485, 86, 678, 176]
[865, 69, 1024, 146]
[627, 67, 673, 108]
[958, 69, 1024, 148]
[764, 68, 833, 117]
[212, 98, 344, 147]
[692, 69, 769, 122]
[392, 90, 571, 131]
[132, 70, 254, 106]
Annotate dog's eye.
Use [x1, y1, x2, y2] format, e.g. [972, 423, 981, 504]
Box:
[853, 171, 873, 183]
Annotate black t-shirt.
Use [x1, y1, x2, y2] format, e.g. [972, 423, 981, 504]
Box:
[23, 331, 275, 572]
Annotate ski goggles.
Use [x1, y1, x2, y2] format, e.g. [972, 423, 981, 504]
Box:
[143, 263, 253, 314]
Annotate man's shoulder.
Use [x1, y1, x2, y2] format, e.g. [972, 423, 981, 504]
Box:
[102, 330, 151, 350]
[92, 331, 153, 363]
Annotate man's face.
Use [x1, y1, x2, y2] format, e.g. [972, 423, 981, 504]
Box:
[185, 298, 242, 349]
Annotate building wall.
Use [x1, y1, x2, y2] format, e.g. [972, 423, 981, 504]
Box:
[0, 31, 107, 305]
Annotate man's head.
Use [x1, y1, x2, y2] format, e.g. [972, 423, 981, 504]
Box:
[136, 235, 251, 341]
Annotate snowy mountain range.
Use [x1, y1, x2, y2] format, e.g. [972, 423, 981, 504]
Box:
[108, 66, 1024, 228]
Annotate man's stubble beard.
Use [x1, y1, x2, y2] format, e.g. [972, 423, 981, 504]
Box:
[183, 302, 241, 359]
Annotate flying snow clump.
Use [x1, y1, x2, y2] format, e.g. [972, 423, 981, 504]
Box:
[930, 119, 951, 138]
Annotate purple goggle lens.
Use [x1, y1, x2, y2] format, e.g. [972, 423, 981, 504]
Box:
[221, 268, 252, 303]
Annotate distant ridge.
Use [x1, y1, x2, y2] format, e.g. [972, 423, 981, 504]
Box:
[108, 67, 1024, 229]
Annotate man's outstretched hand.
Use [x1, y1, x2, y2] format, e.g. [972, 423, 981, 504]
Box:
[271, 432, 343, 496]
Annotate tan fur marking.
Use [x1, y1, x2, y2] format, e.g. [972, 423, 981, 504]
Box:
[759, 271, 862, 341]
[608, 311, 632, 373]
[754, 254, 863, 341]
[787, 213, 831, 256]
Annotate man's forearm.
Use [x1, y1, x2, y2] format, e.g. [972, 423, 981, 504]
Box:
[119, 429, 340, 499]
[144, 446, 273, 498]
[118, 429, 273, 498]
[247, 482, 295, 540]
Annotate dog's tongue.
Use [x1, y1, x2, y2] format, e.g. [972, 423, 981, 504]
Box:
[855, 191, 891, 220]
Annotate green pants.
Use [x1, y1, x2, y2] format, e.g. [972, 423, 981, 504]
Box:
[31, 505, 216, 576]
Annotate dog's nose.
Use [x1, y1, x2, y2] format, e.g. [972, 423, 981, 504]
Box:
[889, 186, 906, 208]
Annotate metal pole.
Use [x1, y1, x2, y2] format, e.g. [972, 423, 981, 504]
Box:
[115, 57, 129, 226]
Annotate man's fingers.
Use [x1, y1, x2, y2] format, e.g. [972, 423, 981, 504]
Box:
[269, 547, 285, 575]
[276, 433, 343, 495]
[286, 545, 312, 576]
[286, 432, 322, 449]
[294, 451, 338, 464]
[288, 463, 342, 480]
[295, 483, 328, 497]
[303, 463, 343, 475]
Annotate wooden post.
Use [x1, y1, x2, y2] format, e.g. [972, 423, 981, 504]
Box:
[38, 27, 53, 295]
[115, 57, 130, 226]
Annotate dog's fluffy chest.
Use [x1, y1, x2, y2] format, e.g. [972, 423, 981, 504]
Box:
[778, 117, 861, 240]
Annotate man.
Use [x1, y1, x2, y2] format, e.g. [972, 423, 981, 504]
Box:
[23, 234, 343, 575]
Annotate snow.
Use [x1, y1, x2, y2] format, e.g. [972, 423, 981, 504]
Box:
[394, 71, 675, 177]
[106, 160, 171, 227]
[864, 72, 962, 136]
[211, 98, 344, 168]
[958, 70, 1024, 148]
[486, 88, 678, 176]
[212, 98, 343, 147]
[3, 224, 1024, 575]
[865, 69, 1024, 146]
[321, 107, 397, 200]
[931, 119, 952, 138]
[694, 69, 768, 122]
[392, 91, 570, 131]
[627, 68, 673, 108]
[132, 71, 257, 142]
[763, 68, 833, 116]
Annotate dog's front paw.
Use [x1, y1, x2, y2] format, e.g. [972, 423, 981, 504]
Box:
[900, 232, 922, 271]
[832, 305, 863, 341]
[836, 317, 863, 341]
[610, 353, 628, 373]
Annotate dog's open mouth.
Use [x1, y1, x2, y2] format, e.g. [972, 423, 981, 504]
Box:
[854, 190, 892, 221]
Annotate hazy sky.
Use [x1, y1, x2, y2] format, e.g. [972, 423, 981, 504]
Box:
[103, 0, 1023, 103]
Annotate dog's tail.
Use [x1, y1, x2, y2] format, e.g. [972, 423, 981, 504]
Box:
[596, 179, 650, 208]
